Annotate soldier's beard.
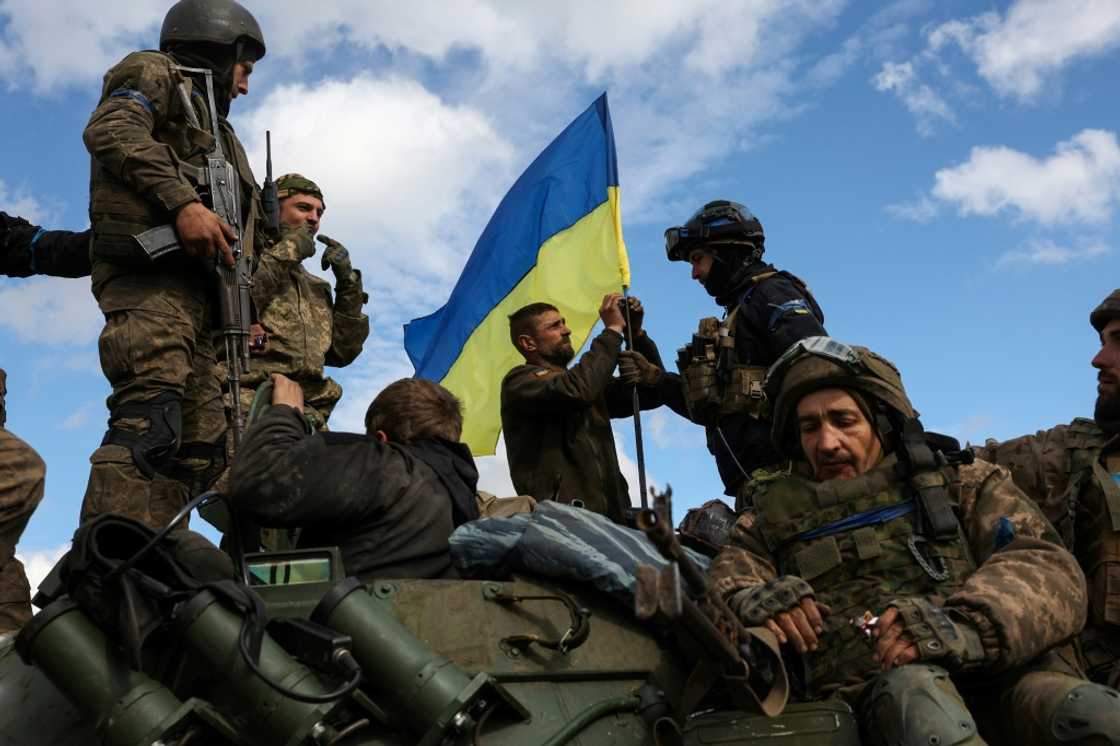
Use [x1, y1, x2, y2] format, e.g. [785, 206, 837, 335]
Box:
[541, 343, 575, 368]
[1095, 391, 1120, 435]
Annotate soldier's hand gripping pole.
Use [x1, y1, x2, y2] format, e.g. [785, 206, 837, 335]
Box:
[622, 286, 649, 510]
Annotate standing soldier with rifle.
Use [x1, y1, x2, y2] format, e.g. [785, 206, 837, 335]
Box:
[80, 0, 265, 529]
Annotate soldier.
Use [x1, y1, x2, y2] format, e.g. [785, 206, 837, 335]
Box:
[658, 200, 826, 510]
[709, 337, 1119, 745]
[0, 370, 46, 634]
[1, 212, 91, 278]
[226, 173, 369, 431]
[229, 374, 476, 580]
[79, 0, 266, 529]
[973, 289, 1120, 687]
[501, 294, 679, 524]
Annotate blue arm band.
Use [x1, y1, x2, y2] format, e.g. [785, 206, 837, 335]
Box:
[109, 88, 155, 114]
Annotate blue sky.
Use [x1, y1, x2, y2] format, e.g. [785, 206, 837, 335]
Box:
[1, 0, 1118, 584]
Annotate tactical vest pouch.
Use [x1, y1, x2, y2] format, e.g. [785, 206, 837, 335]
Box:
[676, 701, 859, 746]
[722, 364, 767, 417]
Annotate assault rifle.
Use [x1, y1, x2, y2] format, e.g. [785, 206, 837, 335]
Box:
[134, 66, 253, 450]
[634, 487, 789, 718]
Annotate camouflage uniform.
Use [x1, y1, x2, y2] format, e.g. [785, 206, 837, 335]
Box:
[0, 371, 46, 633]
[80, 49, 261, 529]
[501, 329, 679, 524]
[710, 338, 1118, 746]
[224, 219, 368, 432]
[973, 291, 1120, 686]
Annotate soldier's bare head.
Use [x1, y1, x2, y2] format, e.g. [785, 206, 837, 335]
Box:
[795, 388, 883, 481]
[509, 303, 574, 368]
[364, 379, 463, 444]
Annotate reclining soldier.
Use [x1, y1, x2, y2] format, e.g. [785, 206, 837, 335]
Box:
[974, 289, 1120, 687]
[229, 374, 480, 580]
[709, 337, 1120, 746]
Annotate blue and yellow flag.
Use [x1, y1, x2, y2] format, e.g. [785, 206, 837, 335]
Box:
[404, 93, 629, 455]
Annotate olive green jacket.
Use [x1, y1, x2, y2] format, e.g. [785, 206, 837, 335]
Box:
[84, 50, 260, 268]
[500, 329, 677, 524]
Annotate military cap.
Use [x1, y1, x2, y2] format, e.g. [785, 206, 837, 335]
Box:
[276, 173, 325, 206]
[766, 337, 915, 455]
[1090, 289, 1120, 332]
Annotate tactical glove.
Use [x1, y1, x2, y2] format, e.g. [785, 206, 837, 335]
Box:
[618, 350, 663, 387]
[317, 234, 355, 284]
[885, 597, 987, 670]
[730, 575, 815, 626]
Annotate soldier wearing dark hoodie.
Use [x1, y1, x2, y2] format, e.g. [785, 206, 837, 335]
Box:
[229, 375, 479, 580]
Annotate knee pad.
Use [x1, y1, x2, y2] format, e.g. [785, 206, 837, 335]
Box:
[101, 392, 182, 479]
[863, 665, 980, 746]
[1051, 682, 1120, 745]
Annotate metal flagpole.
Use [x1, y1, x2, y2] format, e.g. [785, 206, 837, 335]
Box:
[621, 285, 649, 510]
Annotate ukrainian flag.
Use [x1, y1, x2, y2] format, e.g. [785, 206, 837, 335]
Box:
[404, 93, 629, 455]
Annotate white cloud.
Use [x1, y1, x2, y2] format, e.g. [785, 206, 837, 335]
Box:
[236, 75, 515, 288]
[928, 0, 1120, 101]
[16, 543, 69, 596]
[885, 194, 940, 223]
[872, 61, 955, 137]
[996, 239, 1110, 268]
[930, 129, 1120, 225]
[0, 0, 163, 92]
[0, 179, 52, 225]
[0, 277, 101, 346]
[60, 401, 98, 431]
[475, 435, 517, 498]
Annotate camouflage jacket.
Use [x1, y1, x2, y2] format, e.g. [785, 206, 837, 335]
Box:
[709, 456, 1086, 691]
[84, 50, 260, 269]
[501, 329, 679, 524]
[245, 228, 369, 391]
[974, 419, 1120, 679]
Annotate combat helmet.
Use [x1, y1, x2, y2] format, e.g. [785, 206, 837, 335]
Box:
[765, 336, 915, 456]
[160, 0, 266, 61]
[1090, 288, 1120, 332]
[664, 200, 764, 262]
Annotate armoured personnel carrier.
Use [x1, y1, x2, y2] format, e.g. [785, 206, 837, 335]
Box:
[0, 492, 859, 746]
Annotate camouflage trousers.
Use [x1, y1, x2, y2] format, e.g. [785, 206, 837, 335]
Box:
[224, 374, 342, 433]
[849, 651, 1104, 746]
[0, 428, 45, 633]
[81, 266, 227, 530]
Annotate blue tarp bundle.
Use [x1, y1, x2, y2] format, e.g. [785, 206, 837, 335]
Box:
[450, 502, 710, 605]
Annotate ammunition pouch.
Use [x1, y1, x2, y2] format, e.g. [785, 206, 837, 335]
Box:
[884, 597, 987, 670]
[729, 575, 814, 626]
[101, 393, 183, 480]
[677, 314, 766, 425]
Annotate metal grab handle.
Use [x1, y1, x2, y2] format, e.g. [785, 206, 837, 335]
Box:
[487, 590, 591, 655]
